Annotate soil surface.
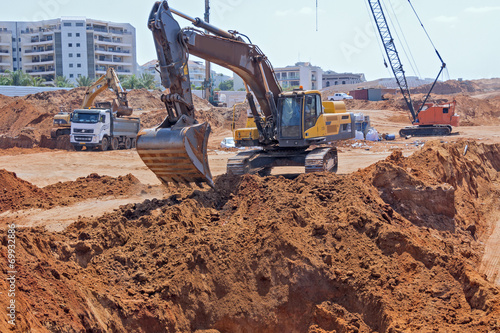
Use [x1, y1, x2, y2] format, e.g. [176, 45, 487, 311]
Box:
[0, 80, 499, 332]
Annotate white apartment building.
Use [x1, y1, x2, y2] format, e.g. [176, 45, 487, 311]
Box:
[322, 71, 366, 87]
[0, 17, 137, 84]
[274, 62, 323, 91]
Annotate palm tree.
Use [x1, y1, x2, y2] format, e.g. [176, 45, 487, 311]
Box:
[122, 75, 141, 89]
[30, 76, 45, 87]
[54, 75, 74, 88]
[138, 73, 156, 89]
[0, 75, 9, 85]
[2, 70, 33, 86]
[76, 76, 93, 87]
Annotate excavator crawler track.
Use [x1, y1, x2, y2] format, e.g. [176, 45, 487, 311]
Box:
[399, 125, 452, 137]
[226, 147, 338, 176]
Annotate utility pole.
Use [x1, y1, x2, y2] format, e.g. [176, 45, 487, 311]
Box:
[204, 0, 211, 101]
[316, 0, 318, 31]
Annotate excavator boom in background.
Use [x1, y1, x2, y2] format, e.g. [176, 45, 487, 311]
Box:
[136, 1, 356, 187]
[367, 0, 459, 137]
[81, 67, 133, 116]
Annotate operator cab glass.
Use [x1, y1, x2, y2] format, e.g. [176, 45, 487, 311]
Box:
[304, 94, 322, 132]
[278, 95, 303, 139]
[72, 112, 100, 124]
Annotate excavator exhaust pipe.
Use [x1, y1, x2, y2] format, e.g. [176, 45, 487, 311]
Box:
[136, 121, 213, 187]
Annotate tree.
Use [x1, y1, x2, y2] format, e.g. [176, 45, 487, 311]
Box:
[55, 75, 74, 88]
[218, 80, 234, 91]
[76, 76, 93, 87]
[0, 75, 10, 86]
[1, 70, 33, 86]
[138, 73, 156, 89]
[121, 75, 141, 89]
[30, 76, 45, 87]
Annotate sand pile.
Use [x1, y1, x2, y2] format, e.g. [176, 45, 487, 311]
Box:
[1, 141, 499, 332]
[0, 88, 166, 143]
[411, 80, 481, 95]
[140, 95, 248, 133]
[345, 93, 500, 126]
[0, 170, 147, 213]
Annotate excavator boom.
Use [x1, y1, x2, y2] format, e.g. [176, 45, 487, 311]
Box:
[81, 68, 133, 117]
[137, 1, 283, 187]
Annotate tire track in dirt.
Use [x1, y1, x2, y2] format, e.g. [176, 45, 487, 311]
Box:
[481, 219, 500, 286]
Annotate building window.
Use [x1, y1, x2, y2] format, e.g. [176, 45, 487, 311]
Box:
[76, 23, 84, 27]
[76, 33, 80, 37]
[13, 58, 16, 61]
[76, 43, 80, 47]
[69, 53, 73, 57]
[77, 64, 81, 68]
[64, 22, 72, 27]
[68, 33, 72, 37]
[69, 64, 73, 68]
[78, 74, 82, 77]
[69, 74, 74, 78]
[77, 53, 81, 58]
[68, 43, 72, 47]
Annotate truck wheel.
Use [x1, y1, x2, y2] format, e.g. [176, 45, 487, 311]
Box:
[74, 145, 83, 151]
[125, 137, 132, 149]
[100, 137, 109, 151]
[110, 137, 119, 150]
[131, 138, 136, 149]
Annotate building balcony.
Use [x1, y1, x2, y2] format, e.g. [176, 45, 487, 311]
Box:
[23, 59, 55, 66]
[94, 39, 132, 47]
[0, 42, 10, 46]
[0, 49, 9, 54]
[26, 68, 55, 75]
[96, 68, 131, 75]
[23, 39, 54, 47]
[25, 48, 54, 55]
[94, 48, 132, 56]
[96, 59, 131, 66]
[0, 62, 11, 67]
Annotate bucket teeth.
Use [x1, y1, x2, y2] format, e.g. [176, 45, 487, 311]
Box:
[136, 122, 213, 187]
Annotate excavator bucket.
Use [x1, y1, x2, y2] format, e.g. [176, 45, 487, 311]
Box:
[136, 122, 213, 187]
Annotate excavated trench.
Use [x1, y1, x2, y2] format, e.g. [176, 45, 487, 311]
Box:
[1, 140, 500, 332]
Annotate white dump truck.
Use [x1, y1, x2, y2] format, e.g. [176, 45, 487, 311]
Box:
[70, 108, 140, 151]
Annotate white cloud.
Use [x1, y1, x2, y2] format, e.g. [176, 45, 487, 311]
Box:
[432, 15, 458, 23]
[464, 6, 500, 13]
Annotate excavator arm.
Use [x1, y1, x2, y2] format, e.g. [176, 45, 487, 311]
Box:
[81, 68, 132, 116]
[137, 0, 283, 186]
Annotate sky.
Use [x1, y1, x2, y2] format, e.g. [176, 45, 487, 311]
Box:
[2, 0, 499, 81]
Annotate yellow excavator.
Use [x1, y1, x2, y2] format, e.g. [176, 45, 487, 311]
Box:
[137, 1, 356, 187]
[80, 67, 133, 116]
[51, 68, 132, 139]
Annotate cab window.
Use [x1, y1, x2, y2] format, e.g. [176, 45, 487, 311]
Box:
[304, 94, 321, 131]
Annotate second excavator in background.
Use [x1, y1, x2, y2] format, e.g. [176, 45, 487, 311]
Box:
[136, 1, 356, 187]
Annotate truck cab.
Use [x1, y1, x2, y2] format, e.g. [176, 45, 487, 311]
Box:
[70, 109, 140, 151]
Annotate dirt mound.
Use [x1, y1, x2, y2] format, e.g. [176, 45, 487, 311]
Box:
[411, 80, 481, 95]
[0, 88, 169, 143]
[346, 93, 500, 126]
[0, 169, 51, 213]
[140, 95, 248, 132]
[0, 171, 147, 214]
[2, 141, 499, 332]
